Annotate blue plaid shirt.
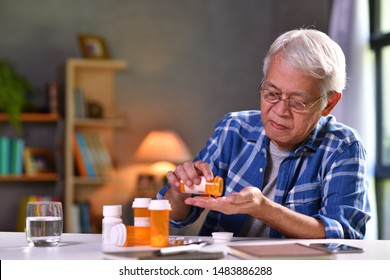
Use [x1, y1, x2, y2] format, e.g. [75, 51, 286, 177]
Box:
[158, 110, 371, 239]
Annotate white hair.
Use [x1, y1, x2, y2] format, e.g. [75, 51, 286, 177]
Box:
[263, 29, 346, 104]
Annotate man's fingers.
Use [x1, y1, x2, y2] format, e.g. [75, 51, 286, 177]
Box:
[226, 187, 261, 203]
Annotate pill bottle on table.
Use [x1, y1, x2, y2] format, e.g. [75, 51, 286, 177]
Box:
[180, 176, 224, 197]
[148, 200, 171, 247]
[102, 205, 122, 245]
[110, 223, 151, 246]
[132, 198, 151, 227]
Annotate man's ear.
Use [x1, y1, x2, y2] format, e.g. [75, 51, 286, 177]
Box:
[321, 91, 342, 116]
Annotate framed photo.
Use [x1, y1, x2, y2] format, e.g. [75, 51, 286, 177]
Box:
[24, 148, 55, 174]
[78, 34, 109, 59]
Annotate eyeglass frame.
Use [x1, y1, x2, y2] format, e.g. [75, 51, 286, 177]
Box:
[258, 83, 328, 113]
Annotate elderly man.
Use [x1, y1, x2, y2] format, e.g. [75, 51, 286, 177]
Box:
[158, 29, 371, 239]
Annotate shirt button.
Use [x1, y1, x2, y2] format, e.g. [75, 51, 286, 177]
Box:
[259, 168, 264, 173]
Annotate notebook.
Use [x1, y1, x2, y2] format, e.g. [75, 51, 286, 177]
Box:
[228, 243, 334, 260]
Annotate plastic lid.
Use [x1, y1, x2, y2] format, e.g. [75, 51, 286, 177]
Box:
[103, 205, 122, 217]
[132, 198, 152, 208]
[212, 232, 233, 243]
[148, 199, 172, 210]
[110, 223, 126, 246]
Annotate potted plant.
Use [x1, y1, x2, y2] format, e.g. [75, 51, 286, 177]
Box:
[0, 60, 33, 131]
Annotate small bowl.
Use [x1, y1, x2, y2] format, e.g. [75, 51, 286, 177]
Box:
[212, 232, 233, 243]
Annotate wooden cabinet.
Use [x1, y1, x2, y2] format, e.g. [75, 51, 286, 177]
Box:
[64, 59, 127, 233]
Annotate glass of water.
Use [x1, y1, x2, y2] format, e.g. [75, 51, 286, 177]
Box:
[25, 201, 63, 247]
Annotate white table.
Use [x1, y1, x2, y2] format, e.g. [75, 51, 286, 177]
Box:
[0, 231, 389, 260]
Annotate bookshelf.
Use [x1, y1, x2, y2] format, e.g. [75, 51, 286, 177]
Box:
[0, 113, 60, 182]
[64, 58, 127, 233]
[0, 112, 62, 232]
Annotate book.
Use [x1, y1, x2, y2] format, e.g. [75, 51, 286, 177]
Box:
[0, 136, 10, 175]
[228, 243, 334, 260]
[73, 134, 88, 177]
[75, 132, 95, 177]
[86, 133, 113, 177]
[79, 201, 92, 233]
[83, 133, 103, 176]
[74, 89, 86, 119]
[75, 131, 114, 177]
[10, 137, 24, 175]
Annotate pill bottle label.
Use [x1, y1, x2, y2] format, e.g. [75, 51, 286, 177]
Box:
[134, 217, 150, 227]
[180, 176, 223, 196]
[102, 205, 122, 245]
[102, 217, 122, 245]
[181, 177, 207, 194]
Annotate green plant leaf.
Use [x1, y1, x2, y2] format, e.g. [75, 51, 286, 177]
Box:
[0, 60, 32, 131]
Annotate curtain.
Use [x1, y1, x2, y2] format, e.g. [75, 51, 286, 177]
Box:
[329, 0, 378, 239]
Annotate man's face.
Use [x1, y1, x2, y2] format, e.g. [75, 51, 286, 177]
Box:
[260, 54, 326, 150]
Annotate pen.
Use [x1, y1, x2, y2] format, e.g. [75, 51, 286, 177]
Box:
[156, 243, 207, 256]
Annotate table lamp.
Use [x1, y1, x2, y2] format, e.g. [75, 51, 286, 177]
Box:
[134, 130, 193, 175]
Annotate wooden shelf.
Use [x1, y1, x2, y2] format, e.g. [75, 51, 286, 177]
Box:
[0, 173, 59, 182]
[67, 58, 127, 70]
[74, 117, 126, 128]
[0, 113, 60, 122]
[73, 176, 112, 185]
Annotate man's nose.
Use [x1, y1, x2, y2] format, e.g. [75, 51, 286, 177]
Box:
[272, 99, 291, 115]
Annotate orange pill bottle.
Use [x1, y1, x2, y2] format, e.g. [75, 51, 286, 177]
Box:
[132, 198, 151, 227]
[148, 200, 171, 247]
[180, 176, 224, 196]
[110, 223, 151, 247]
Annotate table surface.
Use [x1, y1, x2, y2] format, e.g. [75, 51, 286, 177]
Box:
[0, 231, 389, 260]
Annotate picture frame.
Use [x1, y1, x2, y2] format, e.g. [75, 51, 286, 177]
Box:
[78, 34, 109, 59]
[24, 148, 55, 174]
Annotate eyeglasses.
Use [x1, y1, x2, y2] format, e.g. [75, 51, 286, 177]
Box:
[259, 87, 327, 113]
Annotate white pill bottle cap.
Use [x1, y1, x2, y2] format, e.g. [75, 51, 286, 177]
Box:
[103, 205, 122, 217]
[110, 223, 126, 246]
[212, 232, 233, 243]
[132, 198, 152, 208]
[148, 200, 172, 210]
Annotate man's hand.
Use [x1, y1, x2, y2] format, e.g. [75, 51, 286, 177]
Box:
[184, 186, 263, 215]
[163, 160, 214, 221]
[185, 186, 326, 238]
[166, 160, 214, 192]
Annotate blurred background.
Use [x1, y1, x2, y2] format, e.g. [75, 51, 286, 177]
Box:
[0, 0, 387, 240]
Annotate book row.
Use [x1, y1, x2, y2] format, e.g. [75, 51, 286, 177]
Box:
[0, 136, 56, 176]
[73, 132, 113, 177]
